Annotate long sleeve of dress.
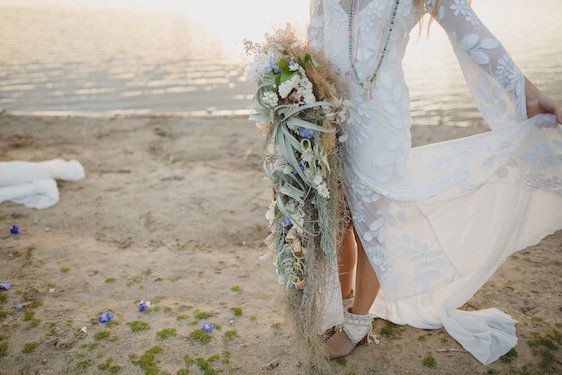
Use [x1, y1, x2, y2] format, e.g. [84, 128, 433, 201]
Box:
[306, 0, 325, 53]
[425, 0, 528, 130]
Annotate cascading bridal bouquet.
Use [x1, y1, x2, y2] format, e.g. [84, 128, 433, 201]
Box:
[244, 23, 354, 372]
[244, 23, 352, 291]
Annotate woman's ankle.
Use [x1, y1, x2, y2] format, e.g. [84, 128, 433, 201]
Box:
[342, 289, 354, 300]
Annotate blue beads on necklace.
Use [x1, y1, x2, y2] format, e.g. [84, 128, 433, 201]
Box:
[348, 0, 401, 97]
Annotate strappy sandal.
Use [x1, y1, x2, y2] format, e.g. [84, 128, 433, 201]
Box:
[325, 306, 379, 360]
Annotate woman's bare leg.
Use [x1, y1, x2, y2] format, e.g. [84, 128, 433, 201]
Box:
[325, 222, 381, 358]
[338, 221, 357, 300]
[350, 225, 380, 314]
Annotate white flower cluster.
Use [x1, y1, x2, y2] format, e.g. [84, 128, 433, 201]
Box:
[278, 74, 301, 99]
[272, 151, 293, 175]
[305, 168, 329, 199]
[262, 90, 279, 108]
[286, 199, 305, 232]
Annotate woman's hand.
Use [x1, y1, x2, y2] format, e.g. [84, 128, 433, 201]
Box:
[525, 77, 562, 125]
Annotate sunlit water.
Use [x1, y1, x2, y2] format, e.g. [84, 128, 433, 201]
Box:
[0, 0, 561, 125]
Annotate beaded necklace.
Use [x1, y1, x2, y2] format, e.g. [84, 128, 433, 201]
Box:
[347, 0, 401, 99]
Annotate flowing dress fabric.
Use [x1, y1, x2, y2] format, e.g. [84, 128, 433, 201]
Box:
[306, 0, 562, 365]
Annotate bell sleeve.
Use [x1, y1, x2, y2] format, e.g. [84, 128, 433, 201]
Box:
[425, 0, 528, 130]
[306, 0, 325, 53]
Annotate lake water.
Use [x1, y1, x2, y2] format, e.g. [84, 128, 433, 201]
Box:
[0, 0, 561, 126]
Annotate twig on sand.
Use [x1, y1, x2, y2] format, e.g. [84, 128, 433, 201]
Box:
[436, 348, 467, 353]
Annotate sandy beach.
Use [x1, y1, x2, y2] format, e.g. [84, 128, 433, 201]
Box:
[0, 113, 560, 375]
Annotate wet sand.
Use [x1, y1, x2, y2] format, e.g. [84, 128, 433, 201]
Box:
[0, 113, 560, 374]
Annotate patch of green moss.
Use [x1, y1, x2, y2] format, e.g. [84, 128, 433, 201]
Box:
[23, 309, 35, 321]
[0, 343, 8, 358]
[195, 354, 221, 375]
[129, 345, 163, 375]
[60, 266, 70, 273]
[527, 329, 561, 351]
[105, 277, 117, 283]
[176, 369, 189, 375]
[220, 350, 231, 365]
[98, 357, 122, 373]
[156, 328, 176, 339]
[188, 329, 213, 344]
[500, 348, 518, 363]
[223, 330, 237, 341]
[95, 330, 111, 340]
[380, 321, 401, 338]
[22, 341, 39, 353]
[29, 300, 42, 309]
[176, 314, 188, 320]
[422, 354, 437, 368]
[334, 357, 347, 366]
[271, 322, 282, 330]
[195, 311, 210, 320]
[230, 307, 242, 317]
[29, 318, 41, 327]
[0, 309, 8, 319]
[80, 342, 98, 350]
[230, 285, 242, 293]
[486, 369, 499, 375]
[128, 320, 150, 332]
[0, 293, 7, 303]
[76, 358, 94, 369]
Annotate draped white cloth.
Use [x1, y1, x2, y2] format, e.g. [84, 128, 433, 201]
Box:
[306, 0, 562, 365]
[0, 159, 85, 209]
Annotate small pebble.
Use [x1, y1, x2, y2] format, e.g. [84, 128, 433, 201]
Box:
[42, 358, 48, 364]
[80, 326, 87, 333]
[48, 288, 55, 294]
[16, 304, 23, 312]
[229, 319, 234, 324]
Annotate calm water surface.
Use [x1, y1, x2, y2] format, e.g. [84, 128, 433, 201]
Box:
[0, 0, 561, 126]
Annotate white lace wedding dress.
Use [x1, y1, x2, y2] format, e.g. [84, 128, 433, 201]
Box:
[306, 0, 562, 365]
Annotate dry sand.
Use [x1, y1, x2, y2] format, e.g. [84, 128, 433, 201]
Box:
[0, 113, 560, 375]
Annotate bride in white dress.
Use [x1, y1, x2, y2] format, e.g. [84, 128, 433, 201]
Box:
[305, 0, 562, 365]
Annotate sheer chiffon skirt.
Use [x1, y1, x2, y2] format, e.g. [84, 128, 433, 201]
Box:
[320, 112, 562, 365]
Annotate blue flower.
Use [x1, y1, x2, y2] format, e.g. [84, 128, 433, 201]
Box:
[199, 319, 214, 333]
[0, 282, 12, 290]
[98, 311, 113, 323]
[281, 215, 292, 227]
[10, 225, 19, 235]
[265, 56, 282, 75]
[299, 127, 313, 139]
[138, 300, 151, 312]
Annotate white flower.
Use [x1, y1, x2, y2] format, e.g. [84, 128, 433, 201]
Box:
[317, 182, 330, 198]
[262, 90, 279, 107]
[288, 61, 301, 71]
[278, 74, 301, 98]
[312, 171, 323, 186]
